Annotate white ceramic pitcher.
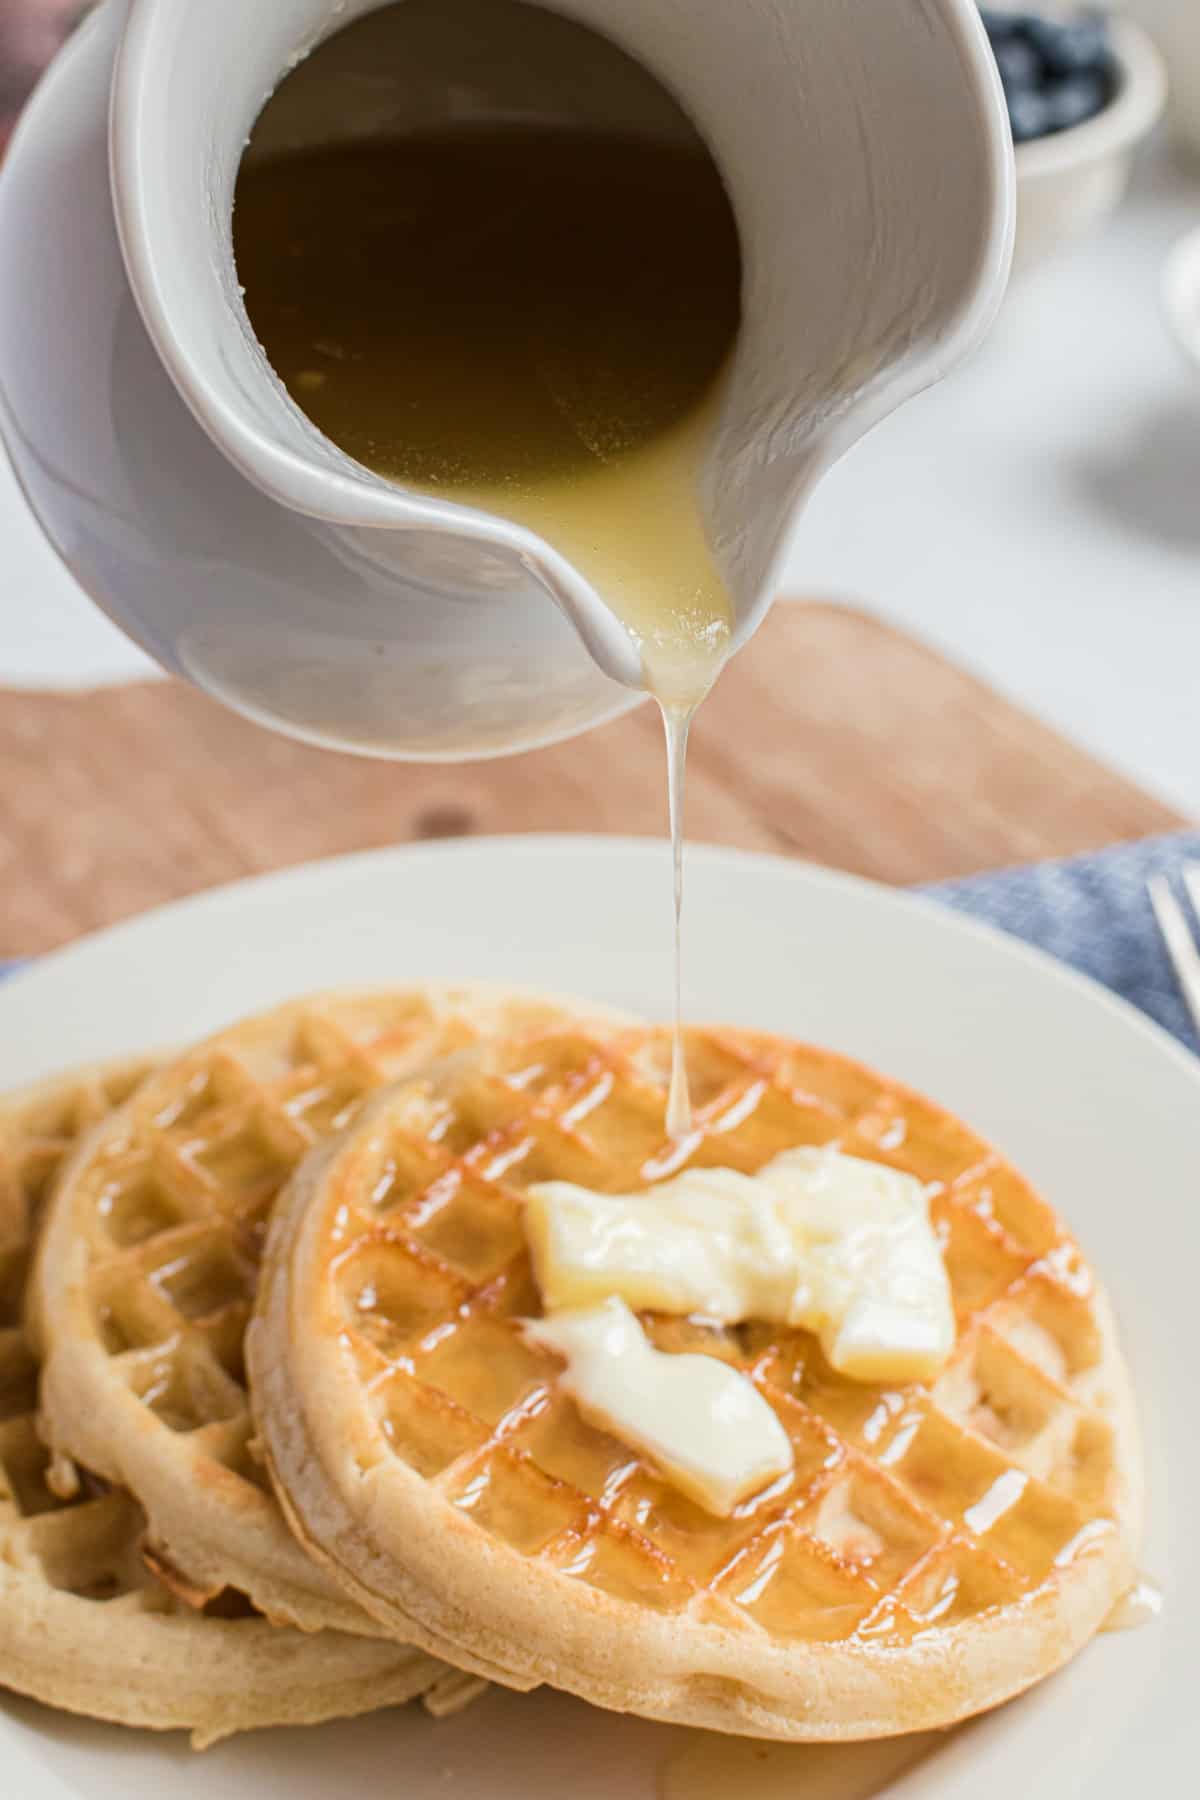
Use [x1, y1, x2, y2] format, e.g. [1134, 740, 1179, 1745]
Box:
[0, 0, 1012, 759]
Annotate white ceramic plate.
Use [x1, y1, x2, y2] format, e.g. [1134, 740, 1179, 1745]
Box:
[0, 837, 1192, 1797]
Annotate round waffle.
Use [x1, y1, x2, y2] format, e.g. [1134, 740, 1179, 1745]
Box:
[34, 986, 627, 1653]
[250, 1023, 1142, 1739]
[0, 1064, 447, 1746]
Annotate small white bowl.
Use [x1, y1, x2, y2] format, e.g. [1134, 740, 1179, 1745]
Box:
[1162, 223, 1200, 372]
[1012, 18, 1167, 273]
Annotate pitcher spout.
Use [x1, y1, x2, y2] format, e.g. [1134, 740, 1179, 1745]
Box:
[0, 0, 1011, 757]
[111, 0, 1010, 689]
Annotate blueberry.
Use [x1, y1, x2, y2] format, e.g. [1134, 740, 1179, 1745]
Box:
[1007, 86, 1053, 143]
[981, 8, 1017, 38]
[1045, 68, 1111, 131]
[992, 35, 1041, 92]
[981, 9, 1041, 41]
[1026, 13, 1110, 78]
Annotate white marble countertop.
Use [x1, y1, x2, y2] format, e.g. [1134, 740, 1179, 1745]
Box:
[2, 144, 1199, 815]
[795, 142, 1200, 820]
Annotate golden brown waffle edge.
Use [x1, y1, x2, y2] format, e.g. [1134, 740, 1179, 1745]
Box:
[248, 1022, 1142, 1739]
[0, 1062, 447, 1746]
[31, 987, 634, 1652]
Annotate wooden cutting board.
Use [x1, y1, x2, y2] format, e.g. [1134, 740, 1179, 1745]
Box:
[0, 603, 1184, 956]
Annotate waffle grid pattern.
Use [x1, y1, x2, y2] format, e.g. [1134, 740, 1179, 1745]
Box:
[45, 999, 543, 1576]
[2, 1047, 479, 1739]
[322, 1028, 1126, 1648]
[0, 1066, 168, 1617]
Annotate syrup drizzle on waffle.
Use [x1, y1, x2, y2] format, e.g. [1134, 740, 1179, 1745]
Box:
[0, 1057, 468, 1740]
[315, 1025, 1131, 1649]
[0, 1067, 163, 1618]
[34, 993, 608, 1636]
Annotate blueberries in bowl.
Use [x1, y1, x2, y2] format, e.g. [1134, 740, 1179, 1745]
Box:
[981, 9, 1118, 144]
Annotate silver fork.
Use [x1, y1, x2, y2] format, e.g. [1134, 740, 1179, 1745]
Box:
[1148, 866, 1200, 1038]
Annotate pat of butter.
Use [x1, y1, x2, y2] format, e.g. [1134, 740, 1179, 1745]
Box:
[525, 1147, 954, 1382]
[524, 1298, 793, 1515]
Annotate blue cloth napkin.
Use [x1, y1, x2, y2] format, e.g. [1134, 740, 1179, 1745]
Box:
[4, 830, 1197, 1052]
[925, 829, 1200, 1055]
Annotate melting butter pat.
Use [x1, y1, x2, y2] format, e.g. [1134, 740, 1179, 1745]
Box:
[524, 1298, 793, 1515]
[525, 1147, 954, 1382]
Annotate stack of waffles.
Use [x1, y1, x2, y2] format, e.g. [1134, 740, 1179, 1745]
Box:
[4, 987, 623, 1743]
[4, 985, 1141, 1749]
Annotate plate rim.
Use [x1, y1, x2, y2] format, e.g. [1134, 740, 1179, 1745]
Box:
[0, 832, 1190, 1790]
[6, 832, 1199, 1094]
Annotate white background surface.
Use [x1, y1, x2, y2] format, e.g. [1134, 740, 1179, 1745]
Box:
[0, 839, 1192, 1796]
[796, 142, 1200, 819]
[2, 144, 1200, 812]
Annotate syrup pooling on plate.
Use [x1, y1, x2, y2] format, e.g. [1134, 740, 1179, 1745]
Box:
[658, 1729, 940, 1800]
[234, 2, 743, 1136]
[1102, 1576, 1163, 1631]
